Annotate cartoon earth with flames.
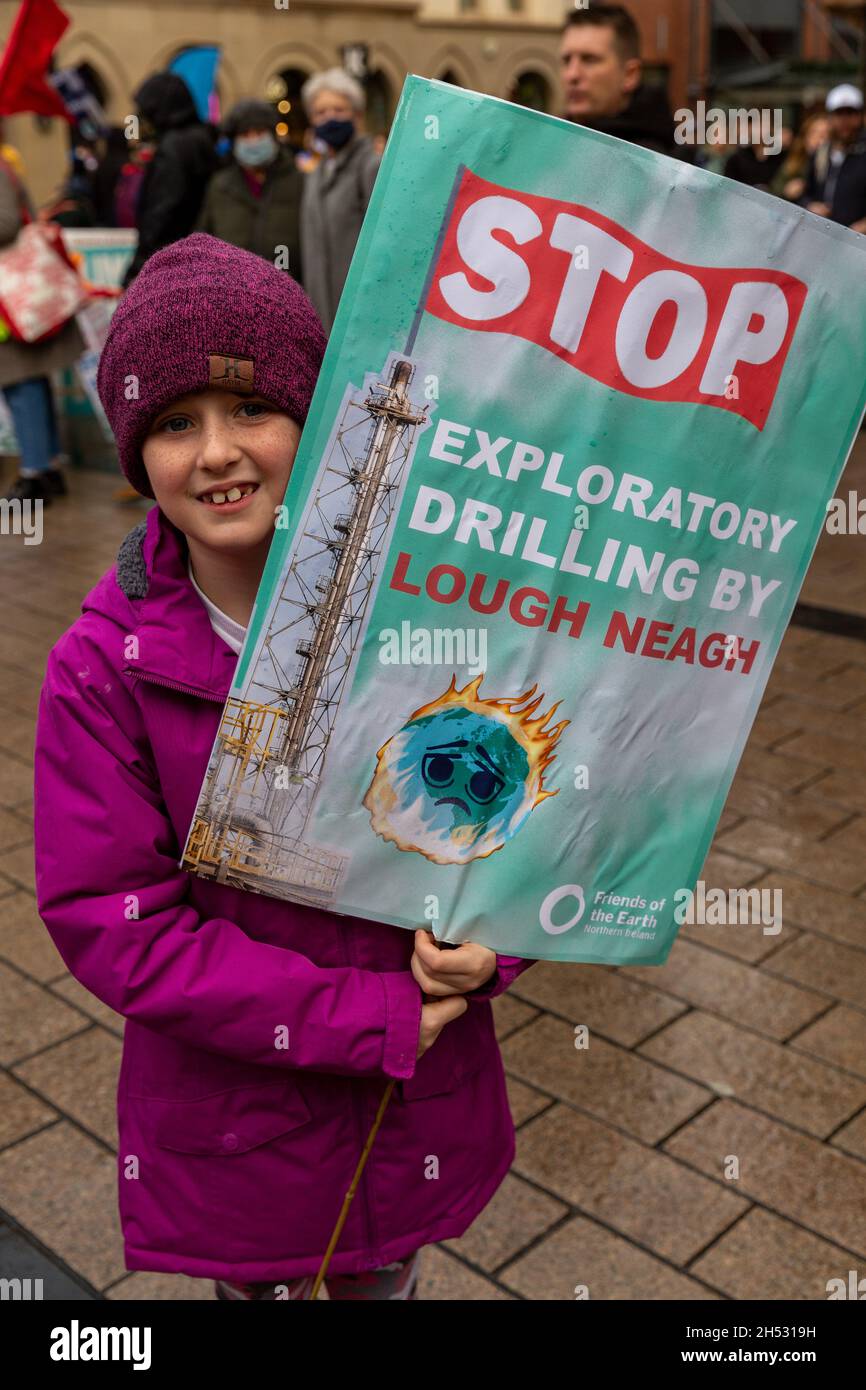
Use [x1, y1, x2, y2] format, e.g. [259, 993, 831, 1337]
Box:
[363, 674, 569, 865]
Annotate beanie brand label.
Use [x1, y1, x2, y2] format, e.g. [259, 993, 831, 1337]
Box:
[209, 354, 255, 392]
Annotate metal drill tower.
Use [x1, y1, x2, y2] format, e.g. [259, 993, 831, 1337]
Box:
[182, 354, 431, 904]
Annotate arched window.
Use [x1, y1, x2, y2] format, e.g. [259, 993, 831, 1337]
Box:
[76, 61, 108, 110]
[507, 70, 552, 113]
[365, 69, 393, 136]
[267, 68, 311, 148]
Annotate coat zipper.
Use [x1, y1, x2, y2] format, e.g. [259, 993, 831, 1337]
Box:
[131, 662, 382, 1258]
[124, 667, 227, 704]
[339, 923, 379, 1263]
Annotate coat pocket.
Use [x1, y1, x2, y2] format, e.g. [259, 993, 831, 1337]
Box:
[398, 1004, 491, 1101]
[147, 1080, 312, 1155]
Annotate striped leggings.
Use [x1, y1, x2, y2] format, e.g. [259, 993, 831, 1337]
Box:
[214, 1249, 422, 1301]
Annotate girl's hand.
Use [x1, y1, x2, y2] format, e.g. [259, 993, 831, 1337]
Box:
[411, 928, 498, 997]
[417, 995, 467, 1059]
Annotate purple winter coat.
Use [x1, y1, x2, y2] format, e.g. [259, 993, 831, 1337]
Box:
[33, 502, 535, 1282]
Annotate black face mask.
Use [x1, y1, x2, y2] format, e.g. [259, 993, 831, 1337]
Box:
[314, 118, 355, 150]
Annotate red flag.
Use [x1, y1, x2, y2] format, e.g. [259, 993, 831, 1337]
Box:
[0, 0, 71, 120]
[426, 168, 807, 431]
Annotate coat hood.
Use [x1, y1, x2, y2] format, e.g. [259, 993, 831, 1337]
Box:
[82, 503, 240, 701]
[134, 72, 201, 133]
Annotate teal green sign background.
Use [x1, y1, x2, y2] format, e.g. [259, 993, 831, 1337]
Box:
[221, 77, 866, 964]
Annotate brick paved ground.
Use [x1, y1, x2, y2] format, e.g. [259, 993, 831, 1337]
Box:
[1, 461, 865, 1300]
[800, 444, 866, 620]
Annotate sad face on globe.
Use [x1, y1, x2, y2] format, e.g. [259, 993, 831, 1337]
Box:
[363, 675, 569, 865]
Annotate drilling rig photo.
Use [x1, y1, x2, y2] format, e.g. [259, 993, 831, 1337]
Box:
[181, 354, 431, 906]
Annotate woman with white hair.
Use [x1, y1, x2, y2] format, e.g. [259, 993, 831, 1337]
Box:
[299, 67, 381, 332]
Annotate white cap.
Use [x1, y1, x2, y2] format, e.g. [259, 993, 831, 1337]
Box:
[826, 84, 863, 113]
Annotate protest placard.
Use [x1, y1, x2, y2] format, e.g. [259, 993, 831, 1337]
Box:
[181, 76, 866, 964]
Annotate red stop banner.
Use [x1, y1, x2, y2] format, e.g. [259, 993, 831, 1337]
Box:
[424, 167, 808, 430]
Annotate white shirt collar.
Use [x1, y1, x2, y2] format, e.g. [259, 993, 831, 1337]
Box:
[187, 557, 247, 655]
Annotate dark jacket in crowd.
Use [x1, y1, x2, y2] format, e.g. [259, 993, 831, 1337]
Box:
[300, 132, 380, 333]
[123, 73, 217, 287]
[574, 84, 685, 160]
[92, 127, 133, 227]
[724, 145, 786, 192]
[803, 135, 866, 227]
[196, 147, 303, 281]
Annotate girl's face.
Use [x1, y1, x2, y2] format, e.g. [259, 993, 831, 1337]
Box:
[141, 389, 302, 555]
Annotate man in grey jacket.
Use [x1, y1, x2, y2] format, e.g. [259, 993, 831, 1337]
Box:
[299, 69, 381, 333]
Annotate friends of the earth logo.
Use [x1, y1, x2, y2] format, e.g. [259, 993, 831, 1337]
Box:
[364, 674, 568, 864]
[425, 168, 807, 430]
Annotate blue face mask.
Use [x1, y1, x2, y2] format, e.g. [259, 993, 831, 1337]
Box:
[314, 118, 355, 150]
[234, 133, 278, 168]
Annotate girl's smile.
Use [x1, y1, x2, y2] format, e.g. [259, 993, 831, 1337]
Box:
[196, 480, 261, 510]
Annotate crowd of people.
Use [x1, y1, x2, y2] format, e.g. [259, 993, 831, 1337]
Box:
[2, 2, 865, 507]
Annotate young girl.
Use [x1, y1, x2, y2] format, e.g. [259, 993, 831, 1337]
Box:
[33, 233, 535, 1301]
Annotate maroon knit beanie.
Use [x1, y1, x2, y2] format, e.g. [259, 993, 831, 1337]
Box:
[97, 233, 327, 498]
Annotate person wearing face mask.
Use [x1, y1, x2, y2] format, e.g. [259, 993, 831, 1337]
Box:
[196, 100, 303, 279]
[299, 69, 381, 333]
